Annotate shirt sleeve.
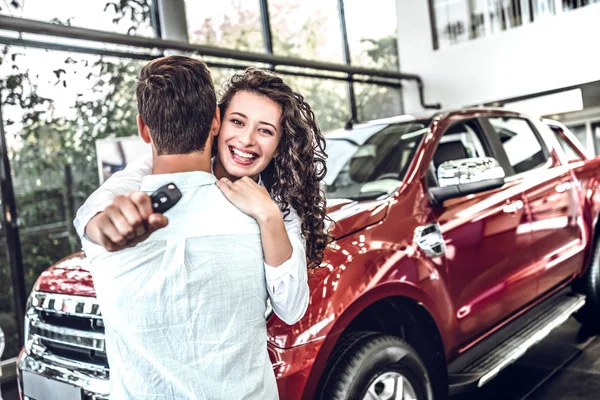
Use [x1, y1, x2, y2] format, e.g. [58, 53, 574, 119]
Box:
[73, 155, 153, 239]
[264, 206, 310, 325]
[80, 235, 107, 262]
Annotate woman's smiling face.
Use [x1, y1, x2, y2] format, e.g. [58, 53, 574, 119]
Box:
[215, 90, 283, 181]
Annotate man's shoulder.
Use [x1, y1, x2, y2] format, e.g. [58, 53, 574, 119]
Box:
[151, 185, 260, 238]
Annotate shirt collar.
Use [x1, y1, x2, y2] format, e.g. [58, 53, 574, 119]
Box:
[140, 171, 216, 192]
[139, 157, 263, 191]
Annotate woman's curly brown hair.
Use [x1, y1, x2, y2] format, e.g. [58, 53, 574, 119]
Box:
[218, 68, 330, 269]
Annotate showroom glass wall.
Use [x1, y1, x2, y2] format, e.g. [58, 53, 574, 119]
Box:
[429, 0, 600, 49]
[0, 0, 403, 363]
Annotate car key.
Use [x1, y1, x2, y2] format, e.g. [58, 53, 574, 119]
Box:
[150, 183, 182, 214]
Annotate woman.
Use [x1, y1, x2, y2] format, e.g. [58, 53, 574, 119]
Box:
[75, 67, 330, 324]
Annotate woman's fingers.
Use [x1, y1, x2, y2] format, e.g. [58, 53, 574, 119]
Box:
[216, 178, 235, 195]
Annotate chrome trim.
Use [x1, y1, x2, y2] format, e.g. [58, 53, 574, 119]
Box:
[36, 352, 108, 375]
[24, 291, 109, 383]
[502, 200, 524, 214]
[31, 292, 102, 319]
[30, 320, 105, 352]
[437, 157, 505, 188]
[503, 157, 554, 183]
[18, 350, 109, 400]
[477, 296, 585, 387]
[1, 357, 17, 381]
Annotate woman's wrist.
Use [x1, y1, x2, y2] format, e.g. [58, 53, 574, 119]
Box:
[254, 201, 282, 225]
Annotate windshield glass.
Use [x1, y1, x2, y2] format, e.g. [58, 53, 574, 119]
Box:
[325, 121, 429, 200]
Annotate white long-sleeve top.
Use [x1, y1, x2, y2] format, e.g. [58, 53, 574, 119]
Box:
[73, 155, 309, 325]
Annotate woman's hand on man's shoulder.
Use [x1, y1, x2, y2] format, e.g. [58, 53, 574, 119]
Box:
[216, 176, 280, 222]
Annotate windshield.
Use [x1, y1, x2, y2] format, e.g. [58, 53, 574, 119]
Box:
[325, 121, 429, 201]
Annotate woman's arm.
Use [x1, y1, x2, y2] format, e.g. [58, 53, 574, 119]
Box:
[73, 154, 153, 238]
[263, 208, 309, 325]
[216, 177, 309, 325]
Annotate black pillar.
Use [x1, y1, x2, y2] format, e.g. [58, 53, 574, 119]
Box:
[337, 0, 358, 122]
[259, 0, 275, 70]
[0, 97, 26, 343]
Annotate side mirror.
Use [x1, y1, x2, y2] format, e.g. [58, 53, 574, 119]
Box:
[429, 157, 506, 204]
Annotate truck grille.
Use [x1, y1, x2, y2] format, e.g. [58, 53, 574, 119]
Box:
[26, 292, 109, 373]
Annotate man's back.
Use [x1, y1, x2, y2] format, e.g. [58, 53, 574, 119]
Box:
[84, 171, 278, 399]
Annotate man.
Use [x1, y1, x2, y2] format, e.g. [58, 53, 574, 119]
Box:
[82, 56, 278, 399]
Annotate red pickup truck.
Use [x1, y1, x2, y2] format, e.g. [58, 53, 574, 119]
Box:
[17, 108, 600, 400]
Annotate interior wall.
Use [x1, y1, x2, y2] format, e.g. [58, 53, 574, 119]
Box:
[396, 1, 600, 113]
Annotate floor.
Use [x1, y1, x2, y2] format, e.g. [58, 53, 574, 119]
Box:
[451, 318, 600, 400]
[2, 318, 599, 400]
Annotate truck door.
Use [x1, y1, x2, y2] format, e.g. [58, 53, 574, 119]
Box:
[428, 118, 537, 346]
[485, 117, 584, 296]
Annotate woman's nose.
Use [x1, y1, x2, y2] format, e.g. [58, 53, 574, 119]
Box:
[237, 127, 256, 146]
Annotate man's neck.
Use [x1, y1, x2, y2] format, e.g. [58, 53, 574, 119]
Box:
[152, 152, 212, 175]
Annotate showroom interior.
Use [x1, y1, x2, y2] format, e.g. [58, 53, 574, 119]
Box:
[2, 0, 600, 399]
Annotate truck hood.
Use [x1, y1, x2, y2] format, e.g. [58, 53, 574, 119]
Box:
[33, 199, 389, 297]
[326, 198, 389, 239]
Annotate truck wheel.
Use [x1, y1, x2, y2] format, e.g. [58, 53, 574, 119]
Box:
[319, 332, 434, 400]
[575, 237, 600, 327]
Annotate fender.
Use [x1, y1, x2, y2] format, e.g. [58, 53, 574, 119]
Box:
[301, 278, 453, 400]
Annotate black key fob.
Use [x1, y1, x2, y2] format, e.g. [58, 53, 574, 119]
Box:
[150, 183, 182, 214]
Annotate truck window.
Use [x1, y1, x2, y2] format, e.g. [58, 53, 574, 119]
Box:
[433, 121, 489, 169]
[488, 117, 548, 175]
[325, 121, 428, 200]
[548, 125, 584, 162]
[428, 120, 490, 187]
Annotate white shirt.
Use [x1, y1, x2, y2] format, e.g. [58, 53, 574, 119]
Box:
[74, 156, 309, 325]
[83, 171, 278, 399]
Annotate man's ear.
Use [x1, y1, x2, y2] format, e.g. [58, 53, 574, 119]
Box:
[137, 115, 152, 144]
[211, 107, 221, 137]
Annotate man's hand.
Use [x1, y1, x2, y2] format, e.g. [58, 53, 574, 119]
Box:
[84, 191, 168, 252]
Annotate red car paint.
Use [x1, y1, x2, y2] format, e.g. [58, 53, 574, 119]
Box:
[20, 109, 600, 399]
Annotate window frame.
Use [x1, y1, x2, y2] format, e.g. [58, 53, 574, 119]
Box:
[546, 122, 589, 161]
[426, 118, 496, 188]
[480, 116, 552, 178]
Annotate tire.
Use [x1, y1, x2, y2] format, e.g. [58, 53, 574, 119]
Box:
[575, 237, 600, 327]
[318, 332, 434, 400]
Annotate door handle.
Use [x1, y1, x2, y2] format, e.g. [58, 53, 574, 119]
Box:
[555, 182, 572, 193]
[503, 200, 524, 214]
[414, 222, 446, 258]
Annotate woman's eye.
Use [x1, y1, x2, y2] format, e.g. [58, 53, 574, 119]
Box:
[259, 129, 273, 136]
[231, 119, 243, 126]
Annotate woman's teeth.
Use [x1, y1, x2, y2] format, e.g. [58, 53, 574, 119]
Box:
[231, 147, 256, 160]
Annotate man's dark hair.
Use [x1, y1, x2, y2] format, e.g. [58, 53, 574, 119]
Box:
[136, 55, 216, 155]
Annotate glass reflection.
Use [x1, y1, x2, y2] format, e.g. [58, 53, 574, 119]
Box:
[0, 0, 154, 36]
[268, 0, 344, 63]
[185, 0, 264, 52]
